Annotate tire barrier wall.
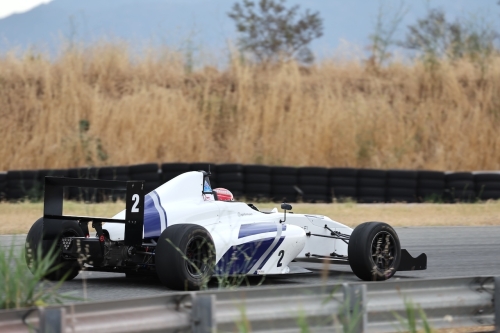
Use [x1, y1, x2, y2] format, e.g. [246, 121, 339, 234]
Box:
[244, 165, 272, 200]
[357, 169, 386, 203]
[1, 163, 500, 203]
[299, 167, 330, 203]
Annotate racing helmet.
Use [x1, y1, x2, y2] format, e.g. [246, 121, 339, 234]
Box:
[214, 188, 234, 201]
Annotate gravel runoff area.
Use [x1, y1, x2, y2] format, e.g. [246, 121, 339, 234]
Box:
[1, 201, 499, 234]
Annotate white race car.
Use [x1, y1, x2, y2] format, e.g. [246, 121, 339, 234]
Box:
[25, 171, 426, 290]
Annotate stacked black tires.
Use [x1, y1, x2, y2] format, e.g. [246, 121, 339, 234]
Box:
[244, 165, 272, 201]
[357, 169, 386, 203]
[97, 166, 129, 201]
[67, 167, 99, 201]
[129, 163, 161, 195]
[6, 170, 39, 201]
[474, 173, 500, 201]
[417, 171, 445, 202]
[329, 168, 357, 202]
[161, 163, 190, 184]
[271, 167, 298, 203]
[298, 167, 330, 203]
[3, 163, 500, 203]
[386, 170, 417, 203]
[215, 164, 244, 199]
[445, 172, 475, 202]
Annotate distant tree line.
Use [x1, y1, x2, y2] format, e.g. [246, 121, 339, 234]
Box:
[228, 0, 499, 65]
[228, 0, 323, 63]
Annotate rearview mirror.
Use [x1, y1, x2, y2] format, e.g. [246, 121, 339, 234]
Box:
[281, 203, 292, 211]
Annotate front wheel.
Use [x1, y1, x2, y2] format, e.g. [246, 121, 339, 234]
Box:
[156, 224, 215, 290]
[348, 221, 401, 281]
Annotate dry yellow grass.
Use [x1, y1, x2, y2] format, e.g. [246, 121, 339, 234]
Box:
[1, 201, 499, 234]
[259, 201, 500, 227]
[1, 45, 500, 171]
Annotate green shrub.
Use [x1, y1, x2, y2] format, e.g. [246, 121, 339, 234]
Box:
[0, 239, 74, 310]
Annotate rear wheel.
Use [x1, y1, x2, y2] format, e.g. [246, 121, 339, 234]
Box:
[348, 222, 401, 281]
[156, 224, 215, 290]
[25, 217, 84, 281]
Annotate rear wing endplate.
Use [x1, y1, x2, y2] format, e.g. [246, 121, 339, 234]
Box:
[43, 177, 145, 247]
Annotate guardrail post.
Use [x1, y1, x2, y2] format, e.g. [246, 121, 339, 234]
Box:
[39, 307, 65, 333]
[343, 283, 367, 333]
[495, 277, 500, 333]
[191, 294, 216, 333]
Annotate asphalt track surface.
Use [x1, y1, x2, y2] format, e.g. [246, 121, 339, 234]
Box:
[2, 226, 500, 303]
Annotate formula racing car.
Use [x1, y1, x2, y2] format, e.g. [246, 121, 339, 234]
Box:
[25, 171, 427, 290]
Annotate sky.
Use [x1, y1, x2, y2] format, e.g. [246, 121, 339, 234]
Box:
[0, 0, 52, 19]
[0, 0, 498, 59]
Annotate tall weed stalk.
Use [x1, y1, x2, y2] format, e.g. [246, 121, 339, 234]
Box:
[394, 298, 433, 333]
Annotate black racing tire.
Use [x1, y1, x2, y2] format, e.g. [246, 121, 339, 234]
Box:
[156, 224, 215, 290]
[348, 222, 401, 281]
[25, 217, 84, 281]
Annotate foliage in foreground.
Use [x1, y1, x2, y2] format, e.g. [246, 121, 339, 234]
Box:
[395, 298, 433, 333]
[235, 284, 437, 332]
[0, 241, 71, 310]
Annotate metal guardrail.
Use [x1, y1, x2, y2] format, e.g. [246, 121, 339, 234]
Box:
[0, 276, 498, 333]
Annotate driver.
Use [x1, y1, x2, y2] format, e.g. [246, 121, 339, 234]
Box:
[213, 188, 234, 201]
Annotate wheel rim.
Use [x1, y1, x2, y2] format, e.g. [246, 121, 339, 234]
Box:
[370, 231, 397, 276]
[184, 236, 212, 279]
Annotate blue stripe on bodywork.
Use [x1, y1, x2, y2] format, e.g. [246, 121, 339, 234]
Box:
[215, 237, 275, 275]
[238, 223, 286, 238]
[151, 190, 167, 229]
[143, 191, 168, 238]
[257, 236, 285, 272]
[143, 193, 162, 238]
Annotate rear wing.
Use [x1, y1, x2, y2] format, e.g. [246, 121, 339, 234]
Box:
[43, 177, 145, 247]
